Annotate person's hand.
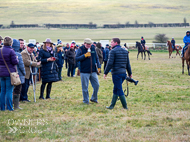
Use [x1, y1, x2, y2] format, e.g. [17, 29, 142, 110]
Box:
[84, 52, 91, 58]
[130, 74, 132, 78]
[37, 61, 41, 66]
[47, 57, 54, 62]
[98, 68, 101, 74]
[104, 74, 107, 79]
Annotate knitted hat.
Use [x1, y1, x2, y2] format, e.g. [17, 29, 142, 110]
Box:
[57, 39, 62, 45]
[3, 36, 13, 46]
[57, 44, 63, 48]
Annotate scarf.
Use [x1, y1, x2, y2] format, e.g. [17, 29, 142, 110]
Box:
[47, 46, 53, 54]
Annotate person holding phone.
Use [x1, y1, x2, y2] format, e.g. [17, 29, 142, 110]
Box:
[39, 38, 59, 99]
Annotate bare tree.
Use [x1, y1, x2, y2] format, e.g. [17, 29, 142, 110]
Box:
[153, 34, 169, 43]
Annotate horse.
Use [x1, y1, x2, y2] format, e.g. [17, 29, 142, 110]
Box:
[167, 41, 181, 58]
[182, 44, 190, 75]
[136, 42, 152, 60]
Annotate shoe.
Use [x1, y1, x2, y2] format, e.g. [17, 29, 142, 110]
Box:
[106, 94, 118, 109]
[119, 95, 128, 109]
[39, 96, 45, 99]
[90, 99, 99, 103]
[22, 100, 31, 102]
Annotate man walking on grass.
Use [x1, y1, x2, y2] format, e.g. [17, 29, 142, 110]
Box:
[104, 38, 132, 109]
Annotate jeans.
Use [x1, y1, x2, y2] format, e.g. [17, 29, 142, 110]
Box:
[80, 72, 99, 104]
[20, 78, 30, 101]
[112, 73, 126, 96]
[0, 77, 14, 111]
[67, 63, 75, 77]
[58, 67, 62, 80]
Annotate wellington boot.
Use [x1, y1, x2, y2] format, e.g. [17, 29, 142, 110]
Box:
[13, 94, 23, 110]
[106, 94, 118, 109]
[119, 95, 128, 109]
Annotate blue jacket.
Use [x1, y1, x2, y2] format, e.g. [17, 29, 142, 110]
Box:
[75, 45, 101, 73]
[39, 48, 59, 83]
[104, 45, 132, 76]
[56, 50, 64, 68]
[12, 39, 26, 84]
[183, 35, 190, 46]
[104, 48, 110, 61]
[171, 39, 175, 47]
[102, 47, 106, 61]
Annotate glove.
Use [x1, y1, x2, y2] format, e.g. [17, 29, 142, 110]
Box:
[98, 68, 101, 74]
[84, 52, 91, 58]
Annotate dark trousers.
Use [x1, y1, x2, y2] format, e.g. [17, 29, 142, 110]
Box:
[104, 61, 107, 70]
[40, 82, 52, 98]
[20, 78, 30, 101]
[112, 73, 126, 96]
[14, 84, 22, 94]
[67, 63, 75, 77]
[65, 59, 68, 69]
[58, 67, 62, 80]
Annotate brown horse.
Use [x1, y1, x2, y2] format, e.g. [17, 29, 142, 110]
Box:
[167, 41, 181, 58]
[182, 44, 190, 75]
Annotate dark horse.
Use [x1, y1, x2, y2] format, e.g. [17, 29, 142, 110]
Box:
[182, 44, 190, 75]
[167, 40, 182, 58]
[136, 42, 152, 60]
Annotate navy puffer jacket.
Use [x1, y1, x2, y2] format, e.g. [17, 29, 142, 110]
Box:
[0, 46, 18, 77]
[39, 48, 59, 83]
[104, 45, 132, 76]
[12, 39, 26, 84]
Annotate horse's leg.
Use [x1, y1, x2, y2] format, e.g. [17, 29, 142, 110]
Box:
[141, 52, 143, 59]
[186, 60, 189, 75]
[182, 58, 184, 74]
[144, 51, 146, 60]
[137, 52, 139, 60]
[148, 52, 150, 60]
[169, 51, 170, 58]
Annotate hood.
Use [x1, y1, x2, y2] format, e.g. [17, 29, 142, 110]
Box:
[12, 39, 20, 52]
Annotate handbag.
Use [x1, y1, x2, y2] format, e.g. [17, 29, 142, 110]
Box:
[0, 48, 21, 86]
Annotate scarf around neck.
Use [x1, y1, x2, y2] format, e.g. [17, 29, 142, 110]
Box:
[47, 46, 53, 54]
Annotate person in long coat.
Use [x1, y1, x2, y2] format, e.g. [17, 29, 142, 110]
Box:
[39, 38, 59, 99]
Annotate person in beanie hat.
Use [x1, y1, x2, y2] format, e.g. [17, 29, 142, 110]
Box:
[12, 39, 26, 109]
[38, 38, 59, 99]
[0, 36, 3, 48]
[104, 38, 132, 110]
[76, 38, 101, 104]
[56, 44, 64, 80]
[0, 36, 19, 111]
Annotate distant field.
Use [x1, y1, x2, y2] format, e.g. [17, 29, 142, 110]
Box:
[0, 0, 190, 25]
[0, 27, 188, 44]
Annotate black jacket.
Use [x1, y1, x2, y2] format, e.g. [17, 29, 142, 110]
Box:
[66, 49, 75, 64]
[104, 45, 132, 76]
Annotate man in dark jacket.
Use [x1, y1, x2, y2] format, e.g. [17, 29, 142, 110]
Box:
[171, 37, 175, 51]
[141, 36, 146, 49]
[76, 38, 101, 104]
[64, 43, 70, 69]
[66, 45, 75, 77]
[104, 44, 110, 70]
[104, 38, 132, 109]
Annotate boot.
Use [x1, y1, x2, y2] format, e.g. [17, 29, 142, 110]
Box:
[39, 83, 45, 99]
[77, 69, 80, 76]
[106, 94, 118, 109]
[119, 95, 128, 109]
[126, 77, 139, 85]
[13, 93, 22, 110]
[46, 83, 52, 99]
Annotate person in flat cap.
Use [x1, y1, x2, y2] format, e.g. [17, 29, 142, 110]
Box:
[20, 43, 41, 102]
[38, 38, 59, 99]
[0, 36, 3, 48]
[76, 38, 101, 104]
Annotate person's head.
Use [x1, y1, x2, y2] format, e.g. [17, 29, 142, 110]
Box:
[172, 37, 174, 40]
[27, 43, 35, 54]
[96, 42, 101, 49]
[37, 44, 41, 50]
[57, 44, 63, 52]
[19, 39, 24, 49]
[71, 40, 76, 45]
[106, 44, 109, 48]
[93, 42, 96, 47]
[0, 36, 3, 44]
[43, 38, 53, 50]
[3, 36, 13, 46]
[84, 38, 92, 49]
[70, 45, 75, 50]
[141, 36, 143, 39]
[111, 38, 120, 47]
[186, 31, 190, 36]
[66, 43, 69, 47]
[36, 42, 39, 45]
[76, 45, 79, 49]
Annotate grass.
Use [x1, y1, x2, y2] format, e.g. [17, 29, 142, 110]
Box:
[0, 51, 190, 141]
[0, 27, 189, 44]
[0, 0, 190, 25]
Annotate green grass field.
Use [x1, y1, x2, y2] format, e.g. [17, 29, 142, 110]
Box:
[0, 0, 190, 25]
[0, 27, 189, 44]
[0, 51, 189, 141]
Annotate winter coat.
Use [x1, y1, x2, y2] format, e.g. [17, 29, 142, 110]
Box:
[183, 35, 190, 46]
[104, 48, 110, 61]
[95, 46, 103, 64]
[141, 39, 146, 45]
[66, 49, 75, 64]
[75, 45, 101, 73]
[171, 39, 175, 47]
[39, 48, 59, 83]
[12, 39, 26, 84]
[104, 45, 132, 76]
[0, 46, 18, 77]
[21, 49, 38, 79]
[56, 50, 64, 67]
[64, 47, 70, 59]
[102, 47, 106, 61]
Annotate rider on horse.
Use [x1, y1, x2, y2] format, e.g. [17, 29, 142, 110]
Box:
[181, 31, 190, 57]
[171, 37, 175, 51]
[141, 36, 146, 50]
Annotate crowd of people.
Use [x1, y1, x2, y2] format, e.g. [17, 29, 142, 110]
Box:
[0, 35, 131, 111]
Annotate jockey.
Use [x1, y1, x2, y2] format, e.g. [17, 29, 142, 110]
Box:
[141, 36, 146, 50]
[181, 31, 190, 57]
[171, 37, 175, 51]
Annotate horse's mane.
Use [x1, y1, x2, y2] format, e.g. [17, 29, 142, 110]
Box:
[167, 40, 172, 46]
